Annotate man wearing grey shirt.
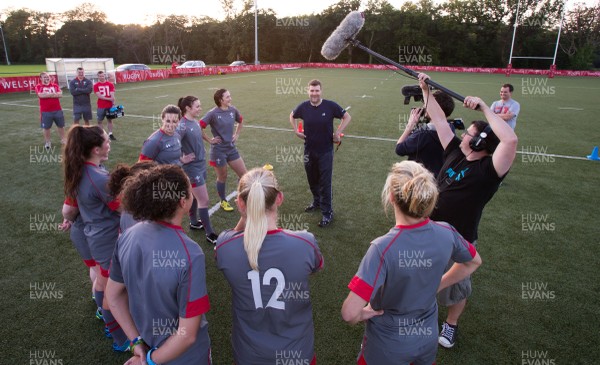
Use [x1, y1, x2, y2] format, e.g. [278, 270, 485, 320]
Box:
[490, 84, 520, 130]
[69, 67, 93, 125]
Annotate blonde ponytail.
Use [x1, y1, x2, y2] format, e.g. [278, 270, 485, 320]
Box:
[244, 180, 268, 270]
[238, 168, 280, 271]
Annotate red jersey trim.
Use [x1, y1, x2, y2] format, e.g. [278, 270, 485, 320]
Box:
[83, 259, 96, 268]
[199, 120, 208, 129]
[100, 266, 110, 278]
[64, 196, 78, 207]
[395, 218, 430, 229]
[267, 229, 283, 234]
[138, 154, 153, 161]
[185, 295, 210, 318]
[107, 198, 120, 212]
[348, 276, 374, 302]
[209, 160, 217, 167]
[84, 161, 98, 167]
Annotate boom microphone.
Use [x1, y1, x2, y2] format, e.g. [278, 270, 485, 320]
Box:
[321, 11, 365, 60]
[321, 11, 471, 106]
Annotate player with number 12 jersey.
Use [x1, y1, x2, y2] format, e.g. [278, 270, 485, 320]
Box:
[216, 228, 323, 364]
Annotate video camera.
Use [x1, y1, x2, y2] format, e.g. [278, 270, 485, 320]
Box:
[403, 85, 465, 130]
[106, 105, 125, 120]
[402, 85, 424, 105]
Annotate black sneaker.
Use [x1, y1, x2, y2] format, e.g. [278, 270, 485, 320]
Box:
[304, 203, 320, 212]
[190, 220, 204, 230]
[109, 133, 117, 141]
[206, 232, 218, 245]
[439, 322, 458, 348]
[318, 213, 333, 227]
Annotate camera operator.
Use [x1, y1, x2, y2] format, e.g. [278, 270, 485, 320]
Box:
[395, 90, 457, 176]
[417, 73, 518, 349]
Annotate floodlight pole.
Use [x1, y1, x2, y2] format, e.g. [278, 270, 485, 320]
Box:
[254, 0, 259, 65]
[0, 23, 10, 65]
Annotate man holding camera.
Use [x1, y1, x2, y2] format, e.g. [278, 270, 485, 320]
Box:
[418, 73, 518, 349]
[395, 90, 456, 176]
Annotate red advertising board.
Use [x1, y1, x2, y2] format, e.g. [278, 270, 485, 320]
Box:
[1, 65, 598, 93]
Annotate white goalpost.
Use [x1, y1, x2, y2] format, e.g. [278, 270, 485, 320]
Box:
[507, 0, 566, 77]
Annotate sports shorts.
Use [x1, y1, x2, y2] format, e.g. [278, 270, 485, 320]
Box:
[437, 240, 478, 306]
[209, 143, 241, 167]
[40, 110, 65, 129]
[73, 105, 92, 122]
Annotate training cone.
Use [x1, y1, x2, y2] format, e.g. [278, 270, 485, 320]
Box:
[587, 146, 600, 161]
[263, 163, 273, 171]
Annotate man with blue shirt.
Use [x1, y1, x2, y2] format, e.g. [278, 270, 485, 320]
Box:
[290, 79, 351, 227]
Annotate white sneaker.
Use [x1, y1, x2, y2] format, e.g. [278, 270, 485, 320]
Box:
[44, 142, 51, 151]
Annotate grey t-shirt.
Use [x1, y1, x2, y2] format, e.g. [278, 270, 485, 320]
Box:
[110, 221, 211, 365]
[140, 130, 183, 165]
[200, 106, 243, 145]
[348, 219, 476, 362]
[177, 117, 206, 170]
[491, 98, 520, 129]
[77, 163, 120, 236]
[215, 228, 323, 365]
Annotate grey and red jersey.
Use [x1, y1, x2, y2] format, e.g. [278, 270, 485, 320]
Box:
[76, 163, 120, 273]
[76, 163, 120, 227]
[215, 229, 323, 365]
[200, 106, 243, 144]
[348, 219, 476, 362]
[177, 117, 207, 182]
[110, 221, 211, 365]
[140, 129, 182, 165]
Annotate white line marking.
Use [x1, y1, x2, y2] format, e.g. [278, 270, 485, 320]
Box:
[558, 107, 584, 110]
[155, 95, 170, 98]
[0, 101, 592, 162]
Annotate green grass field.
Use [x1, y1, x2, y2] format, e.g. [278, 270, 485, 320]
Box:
[1, 68, 599, 364]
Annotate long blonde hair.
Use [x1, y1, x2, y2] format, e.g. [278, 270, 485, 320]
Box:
[238, 168, 280, 270]
[381, 161, 438, 218]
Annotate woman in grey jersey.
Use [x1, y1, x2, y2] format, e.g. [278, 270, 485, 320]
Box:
[200, 89, 247, 213]
[106, 165, 212, 365]
[216, 168, 323, 365]
[341, 161, 482, 365]
[177, 95, 219, 244]
[63, 125, 130, 352]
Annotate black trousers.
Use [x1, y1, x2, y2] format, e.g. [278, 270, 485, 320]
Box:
[304, 149, 333, 216]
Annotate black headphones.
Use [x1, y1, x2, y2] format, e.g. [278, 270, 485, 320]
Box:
[469, 125, 493, 152]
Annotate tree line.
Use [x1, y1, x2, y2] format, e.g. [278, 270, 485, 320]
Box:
[1, 0, 598, 70]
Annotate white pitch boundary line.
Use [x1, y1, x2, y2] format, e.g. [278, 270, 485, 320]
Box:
[0, 102, 593, 161]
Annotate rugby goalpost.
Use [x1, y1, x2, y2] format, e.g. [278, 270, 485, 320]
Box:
[507, 0, 566, 78]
